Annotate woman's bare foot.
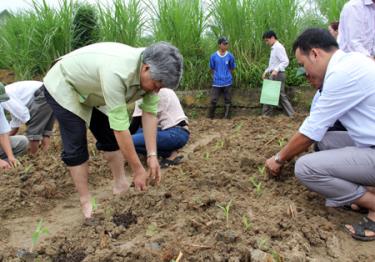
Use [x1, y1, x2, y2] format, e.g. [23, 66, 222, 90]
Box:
[166, 151, 178, 161]
[80, 197, 93, 219]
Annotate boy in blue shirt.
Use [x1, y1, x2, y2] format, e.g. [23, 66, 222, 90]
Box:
[208, 37, 236, 119]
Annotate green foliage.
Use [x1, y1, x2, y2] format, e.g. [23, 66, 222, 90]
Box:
[147, 0, 208, 90]
[98, 0, 145, 46]
[72, 4, 99, 50]
[0, 0, 330, 88]
[0, 0, 75, 79]
[315, 0, 347, 23]
[31, 219, 49, 252]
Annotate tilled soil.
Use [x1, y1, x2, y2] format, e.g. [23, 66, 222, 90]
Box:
[0, 114, 374, 262]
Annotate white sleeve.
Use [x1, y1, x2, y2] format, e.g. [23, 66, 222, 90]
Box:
[1, 97, 30, 126]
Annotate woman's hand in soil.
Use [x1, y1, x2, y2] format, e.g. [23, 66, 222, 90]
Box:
[133, 169, 149, 191]
[265, 156, 283, 177]
[8, 157, 20, 168]
[0, 159, 11, 169]
[147, 156, 161, 185]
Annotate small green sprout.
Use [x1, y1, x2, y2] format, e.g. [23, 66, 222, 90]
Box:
[23, 164, 33, 174]
[91, 196, 98, 211]
[216, 200, 232, 227]
[203, 152, 210, 160]
[271, 250, 283, 262]
[234, 121, 243, 132]
[146, 223, 158, 237]
[257, 237, 268, 250]
[242, 214, 252, 231]
[257, 165, 266, 177]
[249, 177, 262, 197]
[277, 138, 286, 147]
[30, 219, 49, 252]
[214, 139, 225, 150]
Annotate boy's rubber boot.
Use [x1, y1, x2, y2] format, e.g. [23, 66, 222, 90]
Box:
[224, 103, 231, 119]
[208, 102, 216, 119]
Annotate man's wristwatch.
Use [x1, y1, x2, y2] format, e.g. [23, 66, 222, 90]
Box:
[274, 152, 286, 165]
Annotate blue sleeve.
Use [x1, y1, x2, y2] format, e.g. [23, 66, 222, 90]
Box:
[229, 53, 236, 69]
[209, 54, 215, 70]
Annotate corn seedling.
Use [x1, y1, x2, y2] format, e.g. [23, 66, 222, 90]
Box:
[203, 152, 210, 160]
[30, 219, 49, 252]
[249, 177, 262, 197]
[214, 139, 225, 151]
[257, 237, 269, 250]
[271, 250, 283, 262]
[277, 138, 286, 147]
[234, 121, 243, 132]
[242, 214, 252, 231]
[146, 223, 158, 237]
[216, 200, 232, 227]
[91, 197, 98, 211]
[257, 165, 265, 177]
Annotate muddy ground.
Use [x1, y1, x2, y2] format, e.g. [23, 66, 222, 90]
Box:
[0, 109, 374, 262]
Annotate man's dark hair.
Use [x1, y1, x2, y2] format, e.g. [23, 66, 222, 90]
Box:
[262, 30, 277, 40]
[292, 28, 339, 55]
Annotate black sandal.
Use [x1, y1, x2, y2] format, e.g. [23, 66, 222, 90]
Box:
[341, 204, 368, 214]
[345, 217, 375, 241]
[160, 155, 184, 168]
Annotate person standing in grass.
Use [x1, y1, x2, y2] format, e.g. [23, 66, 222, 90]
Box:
[262, 31, 294, 117]
[0, 84, 28, 169]
[130, 88, 190, 168]
[43, 42, 183, 219]
[265, 28, 375, 241]
[208, 37, 236, 119]
[338, 0, 375, 59]
[1, 81, 55, 155]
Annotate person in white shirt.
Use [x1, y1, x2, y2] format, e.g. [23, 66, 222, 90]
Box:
[338, 0, 375, 58]
[130, 88, 189, 168]
[262, 31, 295, 117]
[1, 81, 55, 154]
[0, 84, 28, 169]
[265, 28, 375, 241]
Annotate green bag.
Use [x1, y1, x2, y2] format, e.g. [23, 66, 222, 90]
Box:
[260, 79, 281, 106]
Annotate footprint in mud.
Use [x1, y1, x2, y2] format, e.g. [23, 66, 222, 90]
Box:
[112, 210, 137, 228]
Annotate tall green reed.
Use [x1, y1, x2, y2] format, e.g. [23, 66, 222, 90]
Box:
[98, 0, 145, 46]
[147, 0, 208, 89]
[0, 0, 75, 79]
[315, 0, 347, 23]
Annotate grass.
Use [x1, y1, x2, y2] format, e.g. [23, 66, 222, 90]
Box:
[0, 0, 336, 89]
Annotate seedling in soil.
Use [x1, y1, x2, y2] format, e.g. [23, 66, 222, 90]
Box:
[190, 110, 198, 119]
[277, 138, 286, 147]
[234, 121, 243, 132]
[23, 164, 33, 174]
[30, 219, 49, 252]
[146, 223, 158, 237]
[257, 237, 269, 251]
[242, 214, 252, 231]
[249, 177, 262, 197]
[203, 152, 210, 160]
[216, 200, 232, 228]
[271, 250, 283, 262]
[91, 197, 98, 211]
[257, 165, 266, 177]
[214, 139, 225, 151]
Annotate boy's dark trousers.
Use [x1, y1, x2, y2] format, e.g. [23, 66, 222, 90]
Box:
[208, 86, 232, 119]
